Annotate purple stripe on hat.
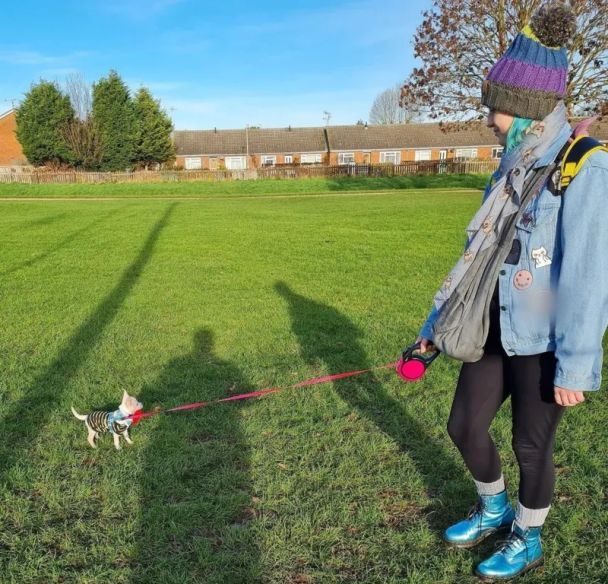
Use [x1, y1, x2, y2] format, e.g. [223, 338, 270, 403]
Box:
[487, 57, 567, 94]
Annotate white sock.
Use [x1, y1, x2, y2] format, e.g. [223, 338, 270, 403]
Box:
[515, 501, 550, 529]
[474, 475, 506, 496]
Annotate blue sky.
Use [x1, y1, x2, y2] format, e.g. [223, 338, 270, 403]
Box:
[0, 0, 431, 130]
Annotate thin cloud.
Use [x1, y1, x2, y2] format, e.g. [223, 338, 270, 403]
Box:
[169, 90, 374, 130]
[101, 0, 190, 20]
[39, 67, 81, 79]
[0, 49, 91, 66]
[231, 0, 412, 48]
[126, 80, 192, 93]
[158, 30, 213, 56]
[165, 98, 219, 118]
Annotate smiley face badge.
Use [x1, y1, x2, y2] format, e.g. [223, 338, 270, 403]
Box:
[514, 270, 533, 290]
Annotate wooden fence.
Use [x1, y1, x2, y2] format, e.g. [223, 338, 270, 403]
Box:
[0, 160, 499, 185]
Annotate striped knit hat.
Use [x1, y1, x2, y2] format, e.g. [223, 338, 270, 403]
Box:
[481, 3, 576, 120]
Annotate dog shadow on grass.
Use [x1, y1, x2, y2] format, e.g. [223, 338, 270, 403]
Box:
[275, 281, 470, 534]
[131, 328, 260, 584]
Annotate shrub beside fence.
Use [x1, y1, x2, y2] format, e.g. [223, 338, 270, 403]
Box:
[0, 160, 499, 185]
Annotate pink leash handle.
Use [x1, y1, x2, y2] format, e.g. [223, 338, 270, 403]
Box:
[396, 342, 440, 382]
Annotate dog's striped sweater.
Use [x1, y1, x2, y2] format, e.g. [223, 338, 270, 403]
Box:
[86, 409, 132, 435]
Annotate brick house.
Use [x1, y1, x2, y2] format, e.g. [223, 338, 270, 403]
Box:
[0, 109, 28, 167]
[326, 122, 504, 165]
[160, 117, 608, 171]
[174, 126, 329, 170]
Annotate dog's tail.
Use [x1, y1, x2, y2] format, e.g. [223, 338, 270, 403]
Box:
[71, 406, 87, 421]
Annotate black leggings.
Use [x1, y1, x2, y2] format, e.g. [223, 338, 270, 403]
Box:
[447, 295, 565, 509]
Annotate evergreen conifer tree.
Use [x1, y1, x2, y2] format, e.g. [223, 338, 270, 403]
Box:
[16, 81, 75, 167]
[92, 71, 136, 171]
[133, 87, 175, 169]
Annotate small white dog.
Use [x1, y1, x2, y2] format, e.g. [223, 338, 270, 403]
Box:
[71, 391, 143, 450]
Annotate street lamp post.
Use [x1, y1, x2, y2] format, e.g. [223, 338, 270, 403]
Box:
[246, 124, 249, 170]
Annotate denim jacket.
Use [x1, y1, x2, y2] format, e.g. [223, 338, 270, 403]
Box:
[420, 122, 608, 391]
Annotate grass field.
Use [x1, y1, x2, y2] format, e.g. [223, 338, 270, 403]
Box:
[0, 173, 489, 199]
[0, 183, 606, 583]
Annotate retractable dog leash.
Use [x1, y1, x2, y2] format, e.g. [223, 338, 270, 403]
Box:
[128, 343, 441, 424]
[395, 342, 441, 382]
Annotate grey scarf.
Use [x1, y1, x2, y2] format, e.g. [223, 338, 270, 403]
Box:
[430, 103, 569, 362]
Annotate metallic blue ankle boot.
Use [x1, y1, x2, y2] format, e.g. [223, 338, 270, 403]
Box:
[443, 490, 514, 548]
[474, 523, 543, 581]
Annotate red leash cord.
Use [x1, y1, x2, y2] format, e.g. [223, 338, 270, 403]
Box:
[128, 362, 397, 425]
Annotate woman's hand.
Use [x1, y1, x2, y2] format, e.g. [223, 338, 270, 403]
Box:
[554, 386, 585, 407]
[415, 336, 436, 354]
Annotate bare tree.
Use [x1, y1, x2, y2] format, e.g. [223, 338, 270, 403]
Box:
[63, 73, 92, 121]
[370, 85, 422, 124]
[400, 0, 607, 121]
[60, 73, 103, 169]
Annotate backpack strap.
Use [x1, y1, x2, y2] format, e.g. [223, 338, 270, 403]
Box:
[558, 136, 608, 193]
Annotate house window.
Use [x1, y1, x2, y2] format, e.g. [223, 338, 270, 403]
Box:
[414, 150, 432, 162]
[492, 147, 504, 159]
[338, 152, 356, 165]
[284, 155, 293, 164]
[380, 151, 401, 165]
[185, 157, 202, 170]
[261, 155, 276, 167]
[225, 156, 247, 170]
[455, 148, 478, 160]
[301, 153, 322, 164]
[439, 150, 447, 160]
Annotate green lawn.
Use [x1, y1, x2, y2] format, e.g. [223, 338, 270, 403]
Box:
[0, 188, 606, 583]
[0, 173, 489, 198]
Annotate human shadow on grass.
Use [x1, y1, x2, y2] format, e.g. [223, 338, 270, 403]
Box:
[0, 206, 124, 278]
[275, 281, 470, 534]
[0, 203, 177, 485]
[131, 329, 260, 584]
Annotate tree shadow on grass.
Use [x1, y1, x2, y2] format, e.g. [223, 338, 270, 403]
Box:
[24, 212, 68, 227]
[0, 205, 124, 278]
[274, 281, 470, 534]
[0, 203, 177, 485]
[131, 329, 260, 584]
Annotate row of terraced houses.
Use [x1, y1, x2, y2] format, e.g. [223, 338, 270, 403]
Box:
[173, 123, 507, 170]
[2, 108, 607, 170]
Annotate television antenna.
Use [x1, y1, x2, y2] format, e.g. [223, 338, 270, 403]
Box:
[323, 111, 332, 126]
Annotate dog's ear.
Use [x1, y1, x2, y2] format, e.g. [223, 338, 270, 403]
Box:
[122, 390, 129, 402]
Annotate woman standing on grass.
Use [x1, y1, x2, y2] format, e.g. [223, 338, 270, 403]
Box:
[416, 3, 608, 581]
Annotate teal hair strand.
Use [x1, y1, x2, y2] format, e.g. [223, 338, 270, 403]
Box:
[506, 117, 534, 153]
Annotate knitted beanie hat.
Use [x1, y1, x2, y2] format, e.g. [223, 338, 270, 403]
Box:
[481, 3, 576, 120]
